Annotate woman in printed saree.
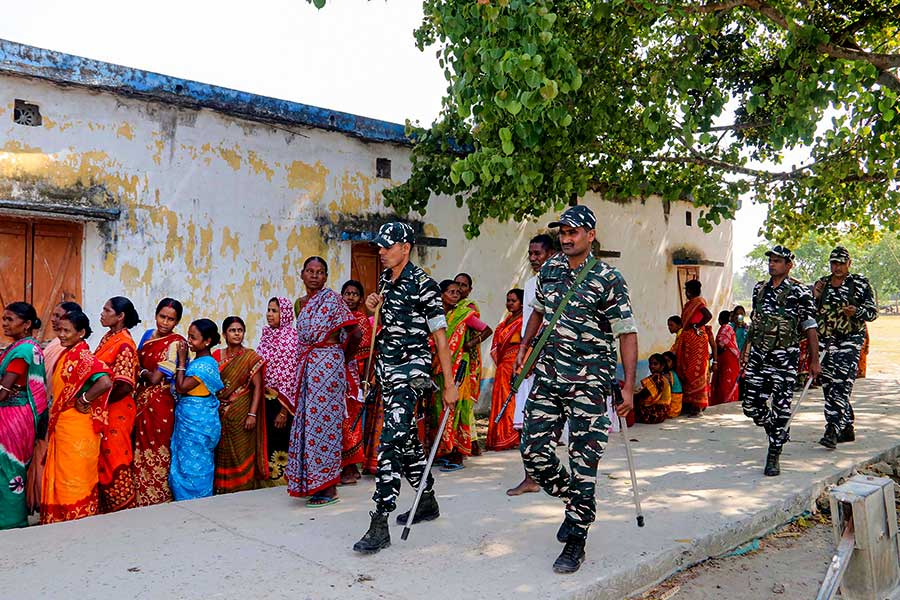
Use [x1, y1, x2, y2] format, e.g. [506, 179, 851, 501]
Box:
[430, 279, 490, 471]
[673, 280, 715, 416]
[43, 301, 81, 399]
[341, 281, 379, 476]
[257, 297, 299, 487]
[41, 310, 113, 524]
[662, 351, 683, 418]
[286, 257, 361, 507]
[133, 298, 186, 506]
[213, 316, 267, 494]
[0, 303, 48, 529]
[635, 354, 672, 424]
[94, 296, 141, 513]
[339, 280, 372, 484]
[453, 272, 493, 456]
[486, 289, 523, 451]
[711, 310, 740, 406]
[170, 319, 225, 501]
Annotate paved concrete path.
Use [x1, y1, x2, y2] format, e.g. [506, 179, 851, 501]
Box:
[2, 377, 899, 600]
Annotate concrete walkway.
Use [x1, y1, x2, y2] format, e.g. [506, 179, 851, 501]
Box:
[3, 377, 899, 600]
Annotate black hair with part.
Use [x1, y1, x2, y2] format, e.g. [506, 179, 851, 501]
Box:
[222, 316, 246, 331]
[529, 233, 555, 251]
[62, 310, 93, 339]
[718, 310, 732, 326]
[667, 315, 682, 326]
[507, 288, 524, 302]
[59, 301, 82, 313]
[5, 302, 42, 331]
[155, 298, 184, 322]
[341, 280, 365, 296]
[303, 256, 328, 275]
[685, 280, 702, 297]
[439, 279, 459, 294]
[454, 273, 473, 287]
[108, 296, 141, 329]
[191, 318, 221, 347]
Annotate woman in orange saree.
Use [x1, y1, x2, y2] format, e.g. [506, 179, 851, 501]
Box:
[340, 280, 372, 484]
[213, 316, 267, 494]
[711, 310, 740, 406]
[673, 280, 714, 416]
[486, 289, 523, 451]
[41, 310, 112, 524]
[133, 298, 185, 506]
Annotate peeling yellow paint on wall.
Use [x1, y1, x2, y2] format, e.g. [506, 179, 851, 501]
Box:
[42, 116, 56, 130]
[120, 263, 141, 283]
[286, 160, 328, 204]
[220, 226, 240, 259]
[247, 150, 274, 181]
[141, 258, 155, 289]
[217, 146, 242, 171]
[338, 171, 377, 213]
[258, 222, 279, 259]
[103, 252, 116, 275]
[117, 122, 135, 140]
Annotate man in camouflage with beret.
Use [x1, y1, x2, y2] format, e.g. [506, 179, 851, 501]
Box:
[516, 205, 638, 574]
[740, 245, 821, 477]
[352, 222, 459, 555]
[813, 246, 878, 448]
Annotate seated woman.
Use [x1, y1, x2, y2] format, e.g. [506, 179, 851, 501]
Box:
[635, 353, 671, 425]
[662, 351, 683, 418]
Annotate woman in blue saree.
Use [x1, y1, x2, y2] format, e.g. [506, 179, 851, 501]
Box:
[169, 319, 225, 501]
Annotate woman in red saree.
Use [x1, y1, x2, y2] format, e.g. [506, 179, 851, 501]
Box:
[94, 296, 141, 513]
[213, 316, 267, 494]
[486, 289, 523, 451]
[711, 310, 740, 405]
[133, 298, 185, 506]
[41, 310, 112, 524]
[340, 280, 372, 484]
[673, 280, 714, 416]
[286, 257, 361, 506]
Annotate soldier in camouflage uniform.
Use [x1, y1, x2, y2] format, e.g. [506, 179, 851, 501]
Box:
[740, 245, 821, 477]
[353, 222, 459, 555]
[517, 205, 639, 574]
[813, 246, 878, 448]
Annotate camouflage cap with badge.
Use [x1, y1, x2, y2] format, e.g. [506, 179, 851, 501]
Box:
[548, 205, 597, 230]
[372, 222, 416, 248]
[829, 246, 850, 264]
[764, 244, 795, 262]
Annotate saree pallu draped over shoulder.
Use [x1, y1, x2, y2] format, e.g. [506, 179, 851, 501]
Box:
[169, 356, 224, 501]
[430, 304, 475, 457]
[94, 329, 139, 512]
[674, 297, 711, 413]
[0, 338, 47, 529]
[213, 348, 268, 494]
[711, 324, 740, 406]
[341, 310, 371, 470]
[286, 288, 355, 497]
[486, 313, 522, 451]
[133, 331, 184, 506]
[41, 342, 111, 524]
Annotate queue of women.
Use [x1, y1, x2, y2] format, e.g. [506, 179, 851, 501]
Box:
[1, 254, 534, 529]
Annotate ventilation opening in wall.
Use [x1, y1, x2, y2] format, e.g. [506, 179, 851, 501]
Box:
[685, 210, 693, 227]
[376, 158, 392, 179]
[13, 99, 42, 127]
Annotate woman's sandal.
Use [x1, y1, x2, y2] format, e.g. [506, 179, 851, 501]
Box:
[440, 463, 465, 472]
[307, 495, 341, 508]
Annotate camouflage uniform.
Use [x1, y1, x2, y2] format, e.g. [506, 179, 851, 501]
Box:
[815, 249, 878, 434]
[521, 251, 638, 541]
[371, 260, 447, 514]
[741, 275, 818, 448]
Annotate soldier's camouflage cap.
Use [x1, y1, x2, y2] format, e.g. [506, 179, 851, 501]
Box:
[765, 244, 795, 261]
[372, 222, 416, 248]
[829, 246, 850, 263]
[548, 205, 597, 230]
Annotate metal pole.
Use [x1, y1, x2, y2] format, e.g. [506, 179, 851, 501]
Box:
[785, 349, 828, 430]
[619, 415, 645, 528]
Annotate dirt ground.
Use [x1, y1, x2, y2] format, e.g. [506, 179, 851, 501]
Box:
[866, 315, 900, 378]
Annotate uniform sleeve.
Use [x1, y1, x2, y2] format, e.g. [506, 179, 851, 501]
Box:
[855, 276, 878, 323]
[796, 285, 818, 331]
[420, 276, 448, 332]
[602, 271, 639, 338]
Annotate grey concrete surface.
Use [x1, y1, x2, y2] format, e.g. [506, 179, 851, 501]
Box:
[2, 378, 898, 600]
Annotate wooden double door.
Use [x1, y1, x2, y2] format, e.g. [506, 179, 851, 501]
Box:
[349, 242, 381, 298]
[0, 217, 83, 343]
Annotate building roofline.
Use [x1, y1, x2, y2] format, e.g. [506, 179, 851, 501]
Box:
[0, 38, 411, 146]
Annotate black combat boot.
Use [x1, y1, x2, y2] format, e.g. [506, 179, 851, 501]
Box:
[819, 424, 839, 449]
[556, 517, 576, 543]
[396, 490, 440, 525]
[764, 445, 781, 477]
[353, 511, 391, 554]
[836, 425, 855, 443]
[553, 537, 586, 574]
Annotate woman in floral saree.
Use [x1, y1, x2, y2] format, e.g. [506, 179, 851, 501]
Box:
[41, 310, 112, 524]
[94, 296, 141, 513]
[0, 303, 47, 529]
[430, 279, 491, 471]
[170, 319, 224, 501]
[256, 297, 299, 486]
[340, 280, 372, 484]
[486, 289, 523, 451]
[286, 257, 361, 507]
[133, 298, 185, 506]
[213, 316, 267, 494]
[673, 280, 714, 416]
[711, 310, 740, 406]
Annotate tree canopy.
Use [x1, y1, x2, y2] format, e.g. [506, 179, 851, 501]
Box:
[311, 0, 899, 241]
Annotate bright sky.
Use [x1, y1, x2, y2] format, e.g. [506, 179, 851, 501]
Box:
[0, 0, 765, 269]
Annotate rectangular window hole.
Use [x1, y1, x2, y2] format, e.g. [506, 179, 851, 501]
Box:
[685, 210, 693, 227]
[13, 99, 42, 127]
[376, 158, 391, 179]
